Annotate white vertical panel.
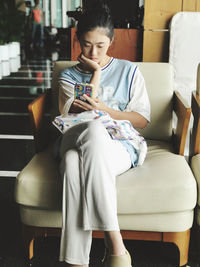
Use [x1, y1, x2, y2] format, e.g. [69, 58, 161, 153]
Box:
[139, 0, 144, 7]
[51, 0, 57, 26]
[75, 0, 81, 8]
[67, 0, 72, 27]
[62, 0, 67, 27]
[43, 0, 49, 26]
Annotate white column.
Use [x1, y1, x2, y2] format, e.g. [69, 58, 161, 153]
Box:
[139, 0, 144, 7]
[67, 0, 72, 27]
[43, 0, 50, 26]
[51, 0, 57, 27]
[62, 0, 67, 28]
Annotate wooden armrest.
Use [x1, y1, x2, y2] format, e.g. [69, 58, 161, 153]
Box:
[191, 91, 200, 154]
[172, 90, 191, 155]
[28, 89, 54, 152]
[28, 89, 51, 134]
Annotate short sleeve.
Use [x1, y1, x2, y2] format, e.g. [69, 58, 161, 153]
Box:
[58, 75, 75, 115]
[124, 67, 151, 122]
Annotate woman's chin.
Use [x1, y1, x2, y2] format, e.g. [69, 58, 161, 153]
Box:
[91, 58, 99, 63]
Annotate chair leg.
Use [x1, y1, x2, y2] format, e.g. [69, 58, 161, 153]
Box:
[196, 224, 200, 259]
[22, 224, 35, 260]
[163, 230, 190, 266]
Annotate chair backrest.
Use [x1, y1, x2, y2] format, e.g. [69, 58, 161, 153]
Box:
[51, 61, 174, 141]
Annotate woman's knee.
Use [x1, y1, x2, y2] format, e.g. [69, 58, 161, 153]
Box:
[87, 121, 109, 145]
[60, 149, 79, 179]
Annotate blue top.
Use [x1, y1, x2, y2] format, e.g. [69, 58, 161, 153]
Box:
[58, 58, 151, 166]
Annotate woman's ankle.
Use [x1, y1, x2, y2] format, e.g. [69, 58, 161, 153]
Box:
[104, 231, 126, 256]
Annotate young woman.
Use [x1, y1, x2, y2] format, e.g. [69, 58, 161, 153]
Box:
[56, 1, 150, 267]
[30, 0, 43, 49]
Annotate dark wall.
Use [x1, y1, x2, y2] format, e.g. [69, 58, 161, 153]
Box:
[109, 0, 139, 27]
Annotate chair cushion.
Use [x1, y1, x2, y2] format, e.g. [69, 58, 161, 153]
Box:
[15, 140, 197, 214]
[19, 205, 194, 232]
[15, 147, 62, 210]
[117, 140, 196, 214]
[191, 154, 200, 206]
[136, 63, 173, 141]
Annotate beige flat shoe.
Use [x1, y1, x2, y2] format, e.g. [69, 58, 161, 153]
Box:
[102, 249, 132, 267]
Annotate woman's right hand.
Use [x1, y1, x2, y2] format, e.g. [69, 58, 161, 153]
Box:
[77, 54, 101, 72]
[69, 101, 85, 114]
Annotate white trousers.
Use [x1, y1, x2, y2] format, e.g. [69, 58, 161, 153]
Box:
[58, 121, 132, 265]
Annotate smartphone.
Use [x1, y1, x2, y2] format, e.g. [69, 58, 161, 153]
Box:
[74, 82, 94, 102]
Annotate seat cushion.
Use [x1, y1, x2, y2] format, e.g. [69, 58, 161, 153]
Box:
[117, 140, 196, 214]
[19, 205, 194, 232]
[15, 140, 197, 215]
[191, 154, 200, 206]
[15, 147, 62, 209]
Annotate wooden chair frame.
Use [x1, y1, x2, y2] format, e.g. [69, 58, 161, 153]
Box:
[191, 91, 200, 255]
[191, 91, 200, 155]
[24, 87, 191, 266]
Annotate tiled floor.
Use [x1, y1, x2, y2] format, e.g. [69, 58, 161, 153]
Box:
[0, 47, 199, 267]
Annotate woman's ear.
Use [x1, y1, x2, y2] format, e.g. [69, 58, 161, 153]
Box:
[110, 37, 114, 46]
[109, 37, 114, 48]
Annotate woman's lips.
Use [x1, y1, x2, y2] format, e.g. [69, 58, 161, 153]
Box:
[90, 58, 98, 61]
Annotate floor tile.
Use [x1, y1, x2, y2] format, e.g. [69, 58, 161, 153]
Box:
[0, 139, 34, 170]
[0, 115, 32, 135]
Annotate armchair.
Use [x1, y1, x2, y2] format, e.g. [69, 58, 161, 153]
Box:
[15, 61, 197, 266]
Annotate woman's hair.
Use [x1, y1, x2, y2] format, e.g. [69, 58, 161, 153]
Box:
[76, 0, 114, 41]
[34, 0, 40, 5]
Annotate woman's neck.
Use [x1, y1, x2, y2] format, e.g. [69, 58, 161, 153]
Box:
[99, 55, 111, 67]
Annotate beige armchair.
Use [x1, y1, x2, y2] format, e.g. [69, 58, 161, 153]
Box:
[15, 61, 197, 266]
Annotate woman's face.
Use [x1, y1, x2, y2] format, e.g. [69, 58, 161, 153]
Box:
[79, 27, 113, 66]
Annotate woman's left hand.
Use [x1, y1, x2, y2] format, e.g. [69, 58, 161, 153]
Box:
[73, 94, 109, 113]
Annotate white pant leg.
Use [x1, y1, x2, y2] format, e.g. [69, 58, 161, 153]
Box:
[59, 121, 132, 265]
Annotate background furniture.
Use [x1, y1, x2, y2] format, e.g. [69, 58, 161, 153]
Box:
[143, 0, 200, 62]
[15, 61, 197, 266]
[169, 12, 200, 106]
[168, 12, 200, 156]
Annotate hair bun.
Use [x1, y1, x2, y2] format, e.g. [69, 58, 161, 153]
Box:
[83, 0, 111, 15]
[77, 0, 114, 40]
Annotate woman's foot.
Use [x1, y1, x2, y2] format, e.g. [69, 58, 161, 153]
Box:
[103, 250, 132, 267]
[103, 231, 132, 267]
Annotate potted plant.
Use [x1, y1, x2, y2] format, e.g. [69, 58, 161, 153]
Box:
[0, 0, 25, 75]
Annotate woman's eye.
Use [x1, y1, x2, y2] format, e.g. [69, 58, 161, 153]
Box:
[98, 46, 104, 49]
[83, 43, 91, 48]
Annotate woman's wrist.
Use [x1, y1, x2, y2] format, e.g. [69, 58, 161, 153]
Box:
[93, 68, 101, 75]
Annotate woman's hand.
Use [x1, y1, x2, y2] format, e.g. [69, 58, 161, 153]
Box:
[71, 95, 148, 128]
[69, 101, 86, 113]
[77, 54, 101, 72]
[73, 94, 109, 113]
[78, 53, 102, 98]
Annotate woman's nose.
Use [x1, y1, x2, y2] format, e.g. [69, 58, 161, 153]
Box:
[90, 46, 97, 55]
